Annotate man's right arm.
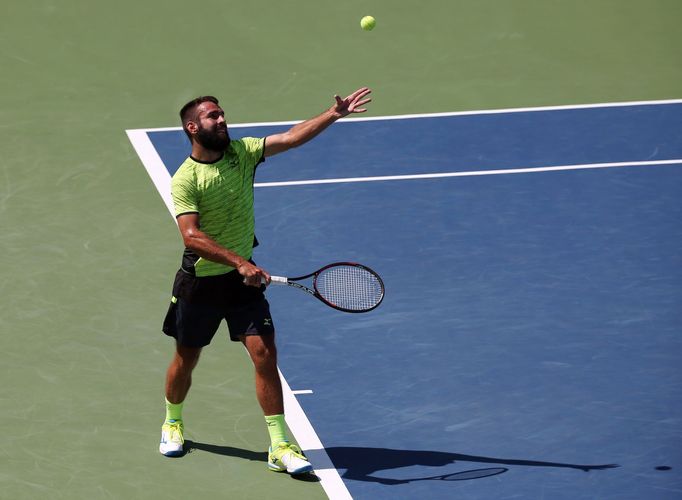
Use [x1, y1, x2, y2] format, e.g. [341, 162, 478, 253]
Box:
[176, 213, 270, 286]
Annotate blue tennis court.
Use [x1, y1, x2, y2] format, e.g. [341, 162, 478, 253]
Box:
[129, 101, 682, 499]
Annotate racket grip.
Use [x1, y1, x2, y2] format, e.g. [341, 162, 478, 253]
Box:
[269, 275, 288, 285]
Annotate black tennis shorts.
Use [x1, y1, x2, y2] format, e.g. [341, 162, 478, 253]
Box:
[162, 267, 275, 347]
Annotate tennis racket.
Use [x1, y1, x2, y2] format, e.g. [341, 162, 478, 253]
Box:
[267, 262, 385, 313]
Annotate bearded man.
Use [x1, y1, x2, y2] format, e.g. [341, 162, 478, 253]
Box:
[158, 89, 372, 476]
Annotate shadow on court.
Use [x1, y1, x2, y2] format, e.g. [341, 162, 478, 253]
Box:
[182, 441, 321, 482]
[310, 447, 619, 485]
[182, 440, 266, 461]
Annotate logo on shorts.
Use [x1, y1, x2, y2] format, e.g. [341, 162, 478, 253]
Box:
[263, 318, 272, 326]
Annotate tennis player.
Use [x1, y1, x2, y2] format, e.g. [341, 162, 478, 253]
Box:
[159, 88, 372, 475]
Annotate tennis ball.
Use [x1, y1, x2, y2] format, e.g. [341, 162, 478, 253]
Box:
[360, 16, 376, 31]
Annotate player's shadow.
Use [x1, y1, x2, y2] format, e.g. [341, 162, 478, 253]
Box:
[306, 447, 619, 485]
[181, 440, 266, 462]
[182, 440, 321, 482]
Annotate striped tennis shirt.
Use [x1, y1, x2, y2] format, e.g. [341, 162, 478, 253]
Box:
[171, 137, 265, 277]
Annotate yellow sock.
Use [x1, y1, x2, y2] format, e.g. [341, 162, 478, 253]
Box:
[165, 398, 184, 422]
[265, 414, 288, 447]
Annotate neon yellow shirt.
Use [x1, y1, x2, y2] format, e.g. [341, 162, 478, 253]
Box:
[171, 137, 265, 277]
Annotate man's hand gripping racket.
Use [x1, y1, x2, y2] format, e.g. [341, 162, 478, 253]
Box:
[266, 262, 385, 313]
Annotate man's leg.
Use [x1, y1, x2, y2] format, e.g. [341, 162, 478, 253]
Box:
[166, 343, 202, 404]
[242, 333, 312, 475]
[160, 343, 202, 457]
[242, 333, 282, 415]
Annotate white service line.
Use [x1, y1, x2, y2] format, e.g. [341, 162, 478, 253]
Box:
[254, 159, 682, 188]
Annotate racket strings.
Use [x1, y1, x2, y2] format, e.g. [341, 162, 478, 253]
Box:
[315, 265, 384, 311]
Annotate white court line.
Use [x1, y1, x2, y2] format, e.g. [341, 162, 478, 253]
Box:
[127, 97, 682, 133]
[125, 129, 174, 214]
[254, 159, 682, 188]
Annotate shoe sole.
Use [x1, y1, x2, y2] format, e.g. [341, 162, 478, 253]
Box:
[268, 461, 313, 475]
[161, 450, 184, 457]
[288, 464, 313, 475]
[160, 445, 184, 457]
[268, 462, 286, 472]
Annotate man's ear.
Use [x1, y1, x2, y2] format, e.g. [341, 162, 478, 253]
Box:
[186, 120, 198, 136]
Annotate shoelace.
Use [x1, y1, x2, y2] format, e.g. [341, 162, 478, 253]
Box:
[165, 422, 183, 441]
[288, 444, 303, 454]
[273, 443, 304, 457]
[283, 444, 306, 460]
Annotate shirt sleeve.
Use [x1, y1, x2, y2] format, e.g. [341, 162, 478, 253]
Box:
[171, 167, 199, 217]
[239, 137, 265, 168]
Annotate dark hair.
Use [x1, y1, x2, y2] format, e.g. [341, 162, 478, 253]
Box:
[179, 96, 219, 141]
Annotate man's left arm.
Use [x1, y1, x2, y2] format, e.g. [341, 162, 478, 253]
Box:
[263, 87, 371, 158]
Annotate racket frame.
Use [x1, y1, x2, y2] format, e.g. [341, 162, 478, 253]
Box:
[269, 262, 385, 313]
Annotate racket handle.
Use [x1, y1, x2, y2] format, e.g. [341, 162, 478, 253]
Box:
[268, 275, 288, 285]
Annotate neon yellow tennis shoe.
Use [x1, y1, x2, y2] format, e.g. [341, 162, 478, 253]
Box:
[268, 442, 313, 475]
[159, 419, 184, 457]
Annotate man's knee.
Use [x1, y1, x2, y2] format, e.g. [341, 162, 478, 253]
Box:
[244, 335, 277, 367]
[174, 344, 202, 369]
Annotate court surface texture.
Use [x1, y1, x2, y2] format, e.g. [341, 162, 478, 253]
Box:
[129, 100, 682, 499]
[3, 1, 682, 499]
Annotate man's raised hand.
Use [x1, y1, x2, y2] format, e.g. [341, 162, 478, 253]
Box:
[332, 87, 372, 117]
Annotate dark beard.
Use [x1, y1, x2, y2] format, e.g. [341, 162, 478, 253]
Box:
[196, 125, 230, 152]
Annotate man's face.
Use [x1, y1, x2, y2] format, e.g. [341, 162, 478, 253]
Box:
[193, 101, 230, 151]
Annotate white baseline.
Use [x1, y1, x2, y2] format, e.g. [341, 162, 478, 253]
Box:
[136, 97, 682, 132]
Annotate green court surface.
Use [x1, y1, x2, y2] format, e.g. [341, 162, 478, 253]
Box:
[1, 1, 680, 498]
